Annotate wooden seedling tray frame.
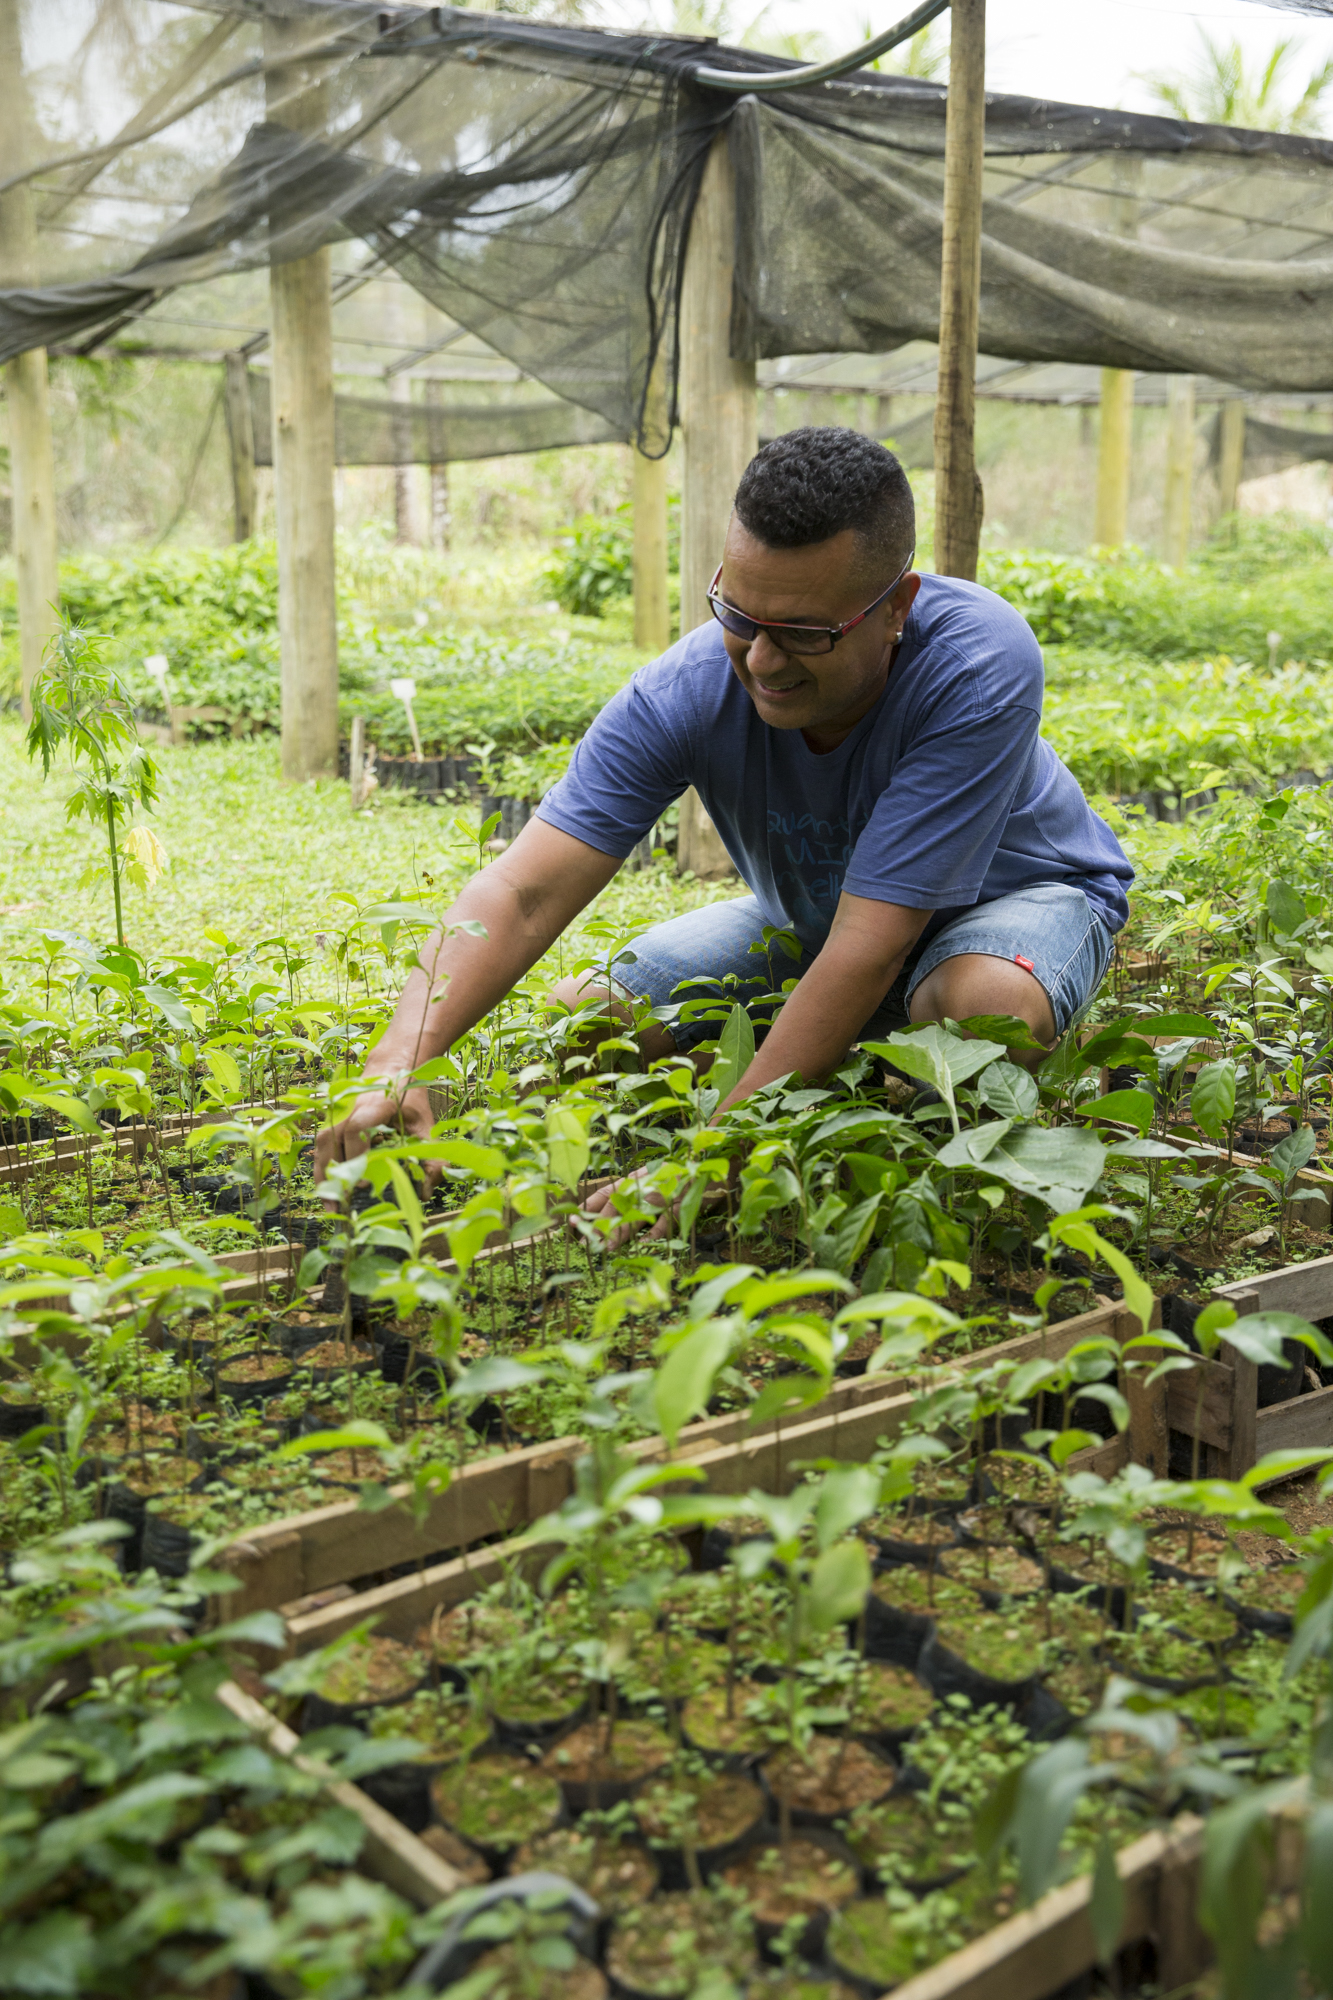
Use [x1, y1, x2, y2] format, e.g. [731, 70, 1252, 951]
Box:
[272, 1300, 1143, 1651]
[1131, 1251, 1333, 1482]
[214, 1675, 464, 1906]
[0, 1100, 275, 1189]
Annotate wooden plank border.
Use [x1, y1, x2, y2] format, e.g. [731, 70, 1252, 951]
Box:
[214, 1677, 461, 1906]
[223, 1300, 1139, 1617]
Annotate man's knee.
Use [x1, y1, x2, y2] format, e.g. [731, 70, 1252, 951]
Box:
[909, 952, 1056, 1047]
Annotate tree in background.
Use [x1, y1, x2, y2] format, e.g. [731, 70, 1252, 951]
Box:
[1140, 30, 1333, 134]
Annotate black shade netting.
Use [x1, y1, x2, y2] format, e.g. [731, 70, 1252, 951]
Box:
[1207, 406, 1333, 478]
[5, 0, 1333, 457]
[239, 369, 621, 464]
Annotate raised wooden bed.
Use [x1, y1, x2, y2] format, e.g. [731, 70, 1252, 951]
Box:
[0, 1099, 272, 1189]
[260, 1355, 1264, 2000]
[1159, 1252, 1333, 1482]
[271, 1301, 1144, 1651]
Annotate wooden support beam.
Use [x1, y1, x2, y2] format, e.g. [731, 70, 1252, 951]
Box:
[0, 0, 58, 714]
[932, 0, 986, 580]
[1162, 374, 1195, 569]
[632, 443, 671, 654]
[1217, 397, 1246, 516]
[223, 353, 256, 542]
[424, 379, 450, 549]
[266, 21, 338, 782]
[216, 1679, 461, 1904]
[677, 126, 755, 881]
[391, 375, 426, 546]
[1094, 368, 1133, 547]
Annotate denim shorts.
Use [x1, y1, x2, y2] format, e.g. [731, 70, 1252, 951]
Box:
[609, 883, 1115, 1051]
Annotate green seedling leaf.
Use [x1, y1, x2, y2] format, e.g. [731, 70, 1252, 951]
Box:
[1133, 1012, 1215, 1039]
[1050, 1428, 1099, 1468]
[1190, 1059, 1237, 1146]
[1220, 1314, 1293, 1371]
[805, 1538, 872, 1631]
[1244, 1449, 1333, 1489]
[1077, 1089, 1155, 1136]
[1305, 943, 1333, 977]
[957, 1013, 1046, 1050]
[653, 1320, 734, 1448]
[1270, 1124, 1317, 1184]
[939, 1122, 1108, 1211]
[279, 1420, 392, 1459]
[864, 1025, 1006, 1133]
[1266, 878, 1306, 936]
[813, 1466, 882, 1550]
[203, 1045, 242, 1097]
[453, 1356, 546, 1399]
[747, 1371, 828, 1429]
[411, 1138, 507, 1181]
[545, 1104, 590, 1192]
[977, 1061, 1040, 1119]
[140, 981, 196, 1032]
[709, 1002, 756, 1101]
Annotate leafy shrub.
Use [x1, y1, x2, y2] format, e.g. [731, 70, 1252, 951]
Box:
[544, 508, 634, 616]
[1044, 656, 1333, 798]
[980, 515, 1333, 663]
[339, 624, 637, 756]
[0, 542, 282, 721]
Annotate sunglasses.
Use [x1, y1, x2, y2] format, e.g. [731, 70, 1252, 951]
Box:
[706, 553, 915, 658]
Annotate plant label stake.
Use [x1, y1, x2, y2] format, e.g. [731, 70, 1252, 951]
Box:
[390, 677, 424, 762]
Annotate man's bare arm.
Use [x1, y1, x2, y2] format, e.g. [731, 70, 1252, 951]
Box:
[314, 818, 621, 1174]
[718, 892, 933, 1108]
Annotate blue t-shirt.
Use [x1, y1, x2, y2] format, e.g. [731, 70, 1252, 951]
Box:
[537, 573, 1132, 951]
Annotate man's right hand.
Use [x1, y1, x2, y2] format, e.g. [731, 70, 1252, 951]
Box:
[312, 1083, 437, 1186]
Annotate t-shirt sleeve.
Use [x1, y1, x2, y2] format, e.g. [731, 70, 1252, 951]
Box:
[843, 703, 1043, 909]
[535, 673, 692, 858]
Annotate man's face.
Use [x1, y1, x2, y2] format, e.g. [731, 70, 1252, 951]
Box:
[717, 519, 918, 736]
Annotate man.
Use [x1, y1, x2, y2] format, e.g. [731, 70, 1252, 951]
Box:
[314, 428, 1132, 1189]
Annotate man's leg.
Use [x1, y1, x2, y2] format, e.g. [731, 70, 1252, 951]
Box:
[909, 953, 1055, 1069]
[900, 885, 1113, 1072]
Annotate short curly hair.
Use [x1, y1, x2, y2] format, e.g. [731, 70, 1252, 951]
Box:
[733, 427, 914, 581]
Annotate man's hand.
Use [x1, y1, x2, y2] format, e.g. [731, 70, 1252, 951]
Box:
[309, 821, 621, 1190]
[313, 1083, 436, 1183]
[581, 1158, 736, 1253]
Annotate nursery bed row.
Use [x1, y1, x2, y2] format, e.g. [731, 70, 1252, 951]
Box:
[250, 1454, 1308, 2000]
[219, 1300, 1137, 1624]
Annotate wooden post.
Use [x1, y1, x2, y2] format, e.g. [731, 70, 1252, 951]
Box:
[266, 20, 338, 781]
[0, 0, 58, 712]
[223, 353, 256, 542]
[932, 0, 986, 580]
[424, 380, 450, 550]
[349, 714, 366, 811]
[632, 445, 670, 654]
[391, 375, 426, 546]
[1217, 397, 1246, 518]
[1162, 374, 1195, 570]
[677, 127, 755, 881]
[1094, 368, 1134, 547]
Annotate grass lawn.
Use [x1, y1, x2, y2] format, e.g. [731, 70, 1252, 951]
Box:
[0, 717, 739, 993]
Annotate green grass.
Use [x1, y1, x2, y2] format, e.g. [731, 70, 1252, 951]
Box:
[0, 718, 738, 982]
